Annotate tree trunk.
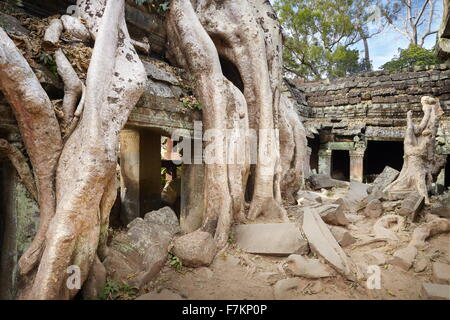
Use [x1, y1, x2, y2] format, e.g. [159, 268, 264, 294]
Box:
[1, 0, 146, 299]
[167, 0, 307, 249]
[384, 96, 443, 205]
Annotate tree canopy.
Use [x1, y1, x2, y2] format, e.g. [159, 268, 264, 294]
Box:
[274, 0, 382, 80]
[381, 44, 441, 71]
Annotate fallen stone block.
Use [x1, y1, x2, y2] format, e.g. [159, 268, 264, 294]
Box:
[368, 166, 399, 194]
[103, 207, 180, 288]
[421, 283, 450, 300]
[389, 246, 417, 271]
[328, 226, 356, 247]
[414, 257, 428, 273]
[431, 194, 450, 219]
[302, 209, 356, 280]
[398, 192, 424, 219]
[273, 278, 301, 300]
[296, 190, 325, 205]
[307, 174, 348, 190]
[234, 223, 309, 256]
[432, 262, 450, 284]
[364, 199, 383, 218]
[364, 252, 386, 266]
[285, 254, 335, 279]
[313, 204, 349, 226]
[344, 182, 370, 212]
[172, 230, 217, 267]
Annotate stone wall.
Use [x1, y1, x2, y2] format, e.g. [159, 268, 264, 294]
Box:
[287, 65, 450, 183]
[298, 64, 450, 120]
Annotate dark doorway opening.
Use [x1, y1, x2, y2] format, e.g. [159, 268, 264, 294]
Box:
[307, 135, 320, 173]
[445, 155, 450, 188]
[364, 140, 403, 182]
[331, 150, 350, 181]
[219, 56, 244, 93]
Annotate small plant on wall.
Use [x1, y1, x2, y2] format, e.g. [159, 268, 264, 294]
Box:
[134, 0, 170, 13]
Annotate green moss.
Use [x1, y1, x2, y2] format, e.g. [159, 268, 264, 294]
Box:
[15, 181, 39, 256]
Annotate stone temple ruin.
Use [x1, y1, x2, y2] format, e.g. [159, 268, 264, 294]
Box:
[0, 0, 449, 300]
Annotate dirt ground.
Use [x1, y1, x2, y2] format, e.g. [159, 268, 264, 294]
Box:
[138, 187, 449, 300]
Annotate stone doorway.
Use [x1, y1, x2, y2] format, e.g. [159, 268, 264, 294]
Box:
[331, 150, 350, 181]
[364, 140, 403, 182]
[308, 135, 320, 173]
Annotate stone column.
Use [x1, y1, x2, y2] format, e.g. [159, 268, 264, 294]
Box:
[119, 129, 140, 225]
[180, 138, 204, 233]
[318, 148, 332, 175]
[350, 150, 365, 182]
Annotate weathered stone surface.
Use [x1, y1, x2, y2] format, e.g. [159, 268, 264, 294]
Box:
[0, 13, 29, 36]
[103, 207, 180, 288]
[329, 226, 356, 247]
[296, 190, 324, 205]
[431, 194, 450, 219]
[307, 174, 348, 190]
[82, 256, 106, 300]
[432, 262, 450, 284]
[302, 209, 356, 280]
[172, 230, 217, 267]
[414, 257, 428, 273]
[369, 166, 399, 193]
[313, 204, 349, 226]
[142, 60, 179, 85]
[364, 199, 383, 218]
[285, 254, 335, 278]
[136, 289, 185, 300]
[398, 192, 424, 218]
[389, 246, 418, 271]
[273, 278, 301, 300]
[421, 283, 450, 300]
[364, 252, 386, 266]
[144, 206, 181, 236]
[234, 223, 309, 256]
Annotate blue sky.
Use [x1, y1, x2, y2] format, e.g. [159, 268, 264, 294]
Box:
[351, 0, 444, 69]
[270, 0, 444, 70]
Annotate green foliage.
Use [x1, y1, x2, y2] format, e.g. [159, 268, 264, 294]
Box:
[227, 230, 236, 245]
[381, 45, 441, 71]
[275, 0, 379, 79]
[98, 279, 139, 300]
[180, 95, 201, 111]
[168, 251, 183, 271]
[134, 0, 170, 12]
[39, 53, 58, 77]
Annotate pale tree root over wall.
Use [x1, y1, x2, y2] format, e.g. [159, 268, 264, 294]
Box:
[166, 0, 309, 250]
[0, 0, 146, 299]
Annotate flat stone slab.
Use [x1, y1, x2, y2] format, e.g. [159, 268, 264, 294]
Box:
[307, 174, 348, 190]
[399, 192, 424, 219]
[302, 209, 356, 280]
[234, 223, 308, 256]
[369, 166, 399, 193]
[432, 262, 450, 284]
[421, 283, 450, 300]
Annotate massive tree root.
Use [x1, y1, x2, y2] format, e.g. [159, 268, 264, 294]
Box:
[384, 96, 443, 205]
[0, 0, 146, 299]
[166, 0, 308, 248]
